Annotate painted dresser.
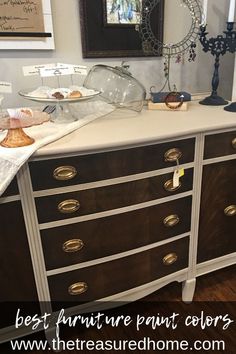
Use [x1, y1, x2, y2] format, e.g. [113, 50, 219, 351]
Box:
[0, 102, 236, 342]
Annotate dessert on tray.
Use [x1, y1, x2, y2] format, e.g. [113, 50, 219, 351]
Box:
[26, 86, 98, 100]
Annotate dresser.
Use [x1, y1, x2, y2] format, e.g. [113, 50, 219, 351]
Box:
[0, 103, 236, 343]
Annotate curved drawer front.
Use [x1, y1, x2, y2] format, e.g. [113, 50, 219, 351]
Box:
[35, 169, 193, 223]
[48, 237, 189, 308]
[204, 130, 236, 159]
[41, 196, 192, 270]
[29, 138, 195, 191]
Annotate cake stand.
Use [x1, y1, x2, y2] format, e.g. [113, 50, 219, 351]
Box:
[18, 89, 100, 123]
[0, 111, 50, 148]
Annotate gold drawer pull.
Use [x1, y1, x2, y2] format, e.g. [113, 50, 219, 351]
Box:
[63, 239, 84, 253]
[53, 166, 77, 181]
[164, 148, 182, 162]
[58, 199, 80, 214]
[163, 214, 180, 228]
[164, 179, 182, 192]
[163, 253, 178, 266]
[232, 138, 236, 149]
[224, 205, 236, 217]
[68, 282, 88, 296]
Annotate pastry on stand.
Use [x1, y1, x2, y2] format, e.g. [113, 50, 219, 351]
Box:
[18, 87, 100, 123]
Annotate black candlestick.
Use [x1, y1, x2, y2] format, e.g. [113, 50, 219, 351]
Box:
[199, 22, 236, 106]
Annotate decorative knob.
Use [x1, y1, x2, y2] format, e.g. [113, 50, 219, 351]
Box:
[164, 148, 182, 162]
[224, 205, 236, 217]
[62, 239, 84, 253]
[163, 214, 180, 228]
[164, 179, 182, 192]
[68, 282, 88, 296]
[163, 253, 178, 266]
[232, 138, 236, 149]
[53, 166, 77, 181]
[58, 199, 80, 214]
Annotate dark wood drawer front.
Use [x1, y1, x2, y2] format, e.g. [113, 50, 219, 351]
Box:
[2, 178, 18, 197]
[0, 201, 39, 327]
[198, 160, 236, 263]
[204, 130, 236, 159]
[36, 169, 193, 223]
[41, 196, 192, 270]
[48, 237, 189, 306]
[29, 138, 195, 190]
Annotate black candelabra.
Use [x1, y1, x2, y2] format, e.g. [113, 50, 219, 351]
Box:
[199, 22, 236, 108]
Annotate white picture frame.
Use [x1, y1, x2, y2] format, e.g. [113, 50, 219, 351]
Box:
[0, 0, 54, 50]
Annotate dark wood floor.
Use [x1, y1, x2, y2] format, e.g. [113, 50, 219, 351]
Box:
[149, 264, 236, 301]
[1, 265, 236, 353]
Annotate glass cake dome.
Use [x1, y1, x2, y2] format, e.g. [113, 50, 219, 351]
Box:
[84, 64, 146, 112]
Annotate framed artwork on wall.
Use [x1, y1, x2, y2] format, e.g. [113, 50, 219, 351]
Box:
[79, 0, 164, 58]
[104, 0, 142, 26]
[0, 0, 54, 50]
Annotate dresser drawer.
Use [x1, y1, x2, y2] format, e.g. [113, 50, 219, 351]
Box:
[29, 138, 195, 190]
[1, 178, 18, 198]
[48, 237, 189, 307]
[0, 201, 39, 327]
[41, 196, 192, 270]
[35, 168, 193, 223]
[198, 160, 236, 262]
[204, 130, 236, 159]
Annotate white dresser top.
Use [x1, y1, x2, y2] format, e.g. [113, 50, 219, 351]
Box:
[34, 102, 236, 157]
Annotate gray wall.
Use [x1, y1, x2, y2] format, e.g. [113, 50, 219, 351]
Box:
[0, 0, 235, 108]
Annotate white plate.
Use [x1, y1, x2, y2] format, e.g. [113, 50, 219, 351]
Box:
[18, 88, 100, 103]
